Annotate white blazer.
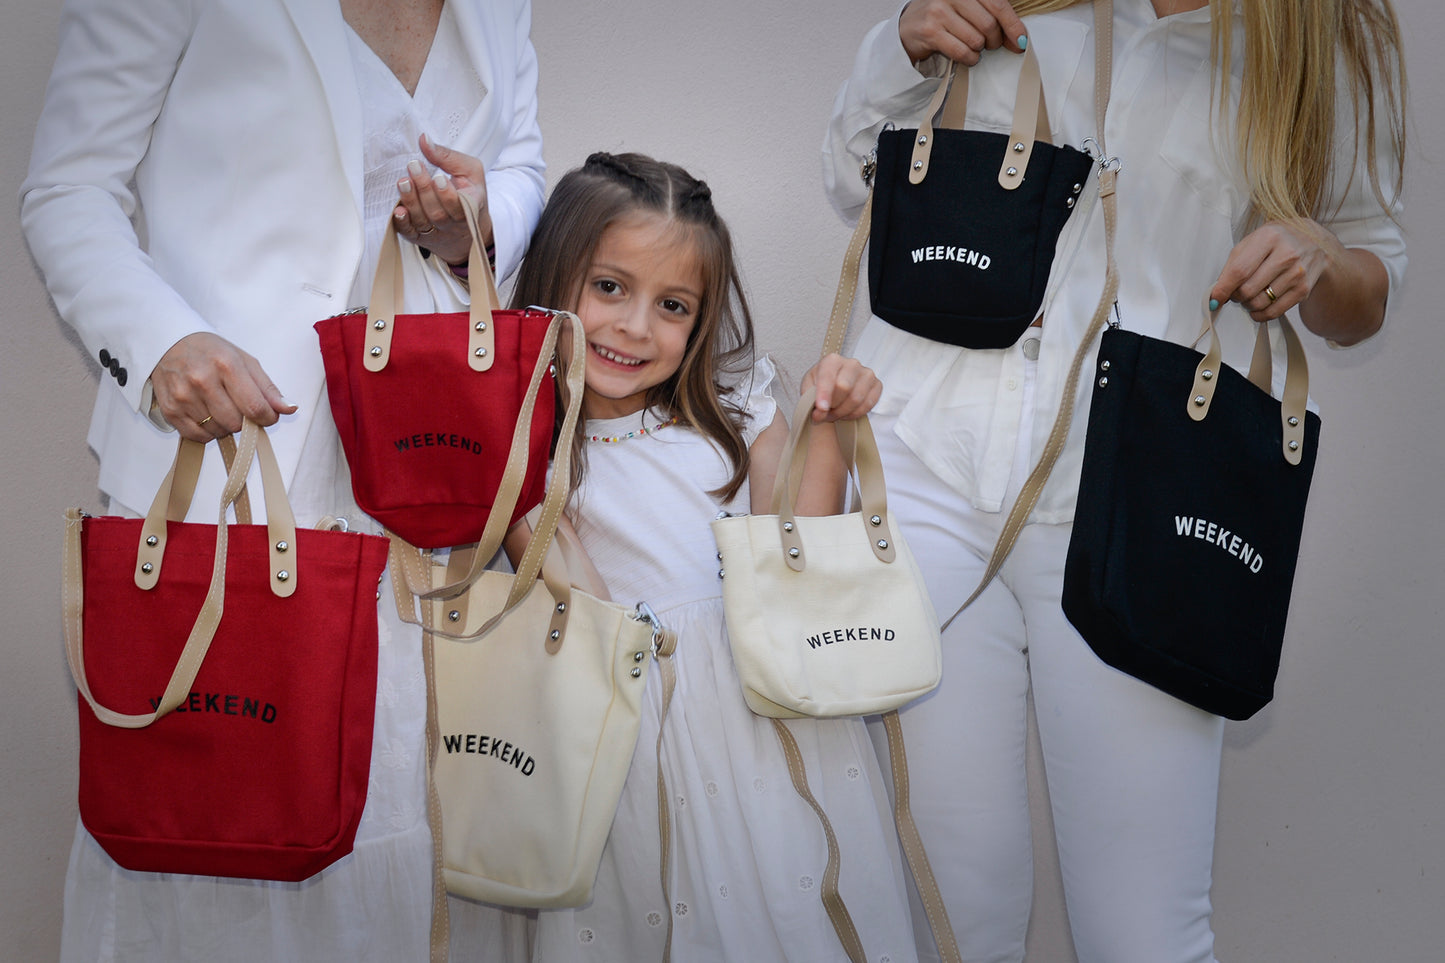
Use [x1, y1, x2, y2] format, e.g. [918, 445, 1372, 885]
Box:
[21, 0, 545, 518]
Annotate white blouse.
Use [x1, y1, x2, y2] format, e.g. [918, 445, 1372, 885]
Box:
[823, 0, 1406, 522]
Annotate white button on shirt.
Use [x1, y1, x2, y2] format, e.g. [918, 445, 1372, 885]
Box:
[824, 0, 1405, 522]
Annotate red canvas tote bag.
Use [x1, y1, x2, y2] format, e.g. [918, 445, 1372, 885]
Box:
[314, 194, 556, 549]
[63, 420, 388, 880]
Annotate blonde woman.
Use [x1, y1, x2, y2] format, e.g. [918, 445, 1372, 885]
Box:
[823, 1, 1406, 961]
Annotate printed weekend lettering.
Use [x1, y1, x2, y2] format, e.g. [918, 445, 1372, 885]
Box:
[804, 626, 897, 650]
[1174, 515, 1264, 573]
[442, 732, 537, 776]
[909, 245, 993, 270]
[393, 432, 486, 454]
[148, 692, 278, 723]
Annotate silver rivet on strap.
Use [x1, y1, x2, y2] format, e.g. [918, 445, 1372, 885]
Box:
[630, 667, 643, 678]
[448, 610, 461, 622]
[1201, 369, 1213, 381]
[146, 535, 159, 547]
[369, 346, 383, 357]
[1101, 360, 1111, 371]
[1099, 377, 1109, 388]
[1194, 395, 1207, 407]
[475, 321, 487, 332]
[1013, 142, 1025, 153]
[634, 651, 645, 663]
[1066, 197, 1076, 208]
[917, 134, 927, 146]
[549, 629, 560, 641]
[475, 347, 488, 359]
[555, 602, 566, 614]
[870, 515, 882, 527]
[1288, 416, 1300, 427]
[876, 539, 889, 551]
[141, 562, 154, 574]
[275, 540, 289, 553]
[1288, 440, 1300, 451]
[782, 521, 794, 533]
[787, 547, 800, 559]
[373, 319, 386, 330]
[1006, 166, 1019, 177]
[913, 160, 923, 171]
[276, 570, 290, 582]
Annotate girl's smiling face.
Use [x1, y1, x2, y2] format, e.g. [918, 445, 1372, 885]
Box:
[576, 213, 703, 420]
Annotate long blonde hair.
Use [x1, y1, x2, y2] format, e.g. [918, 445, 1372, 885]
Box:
[1010, 0, 1406, 223]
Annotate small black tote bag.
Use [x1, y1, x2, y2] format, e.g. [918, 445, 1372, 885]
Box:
[1063, 304, 1321, 719]
[868, 43, 1093, 348]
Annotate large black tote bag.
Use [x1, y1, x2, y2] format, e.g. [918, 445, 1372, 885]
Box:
[1063, 306, 1321, 719]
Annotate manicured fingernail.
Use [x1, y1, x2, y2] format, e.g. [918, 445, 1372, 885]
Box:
[433, 172, 449, 191]
[408, 160, 425, 178]
[398, 178, 412, 193]
[395, 209, 407, 222]
[1208, 298, 1220, 311]
[1017, 35, 1028, 50]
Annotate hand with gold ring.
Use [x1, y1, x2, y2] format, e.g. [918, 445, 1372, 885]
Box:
[149, 332, 297, 443]
[1208, 218, 1339, 324]
[392, 134, 493, 267]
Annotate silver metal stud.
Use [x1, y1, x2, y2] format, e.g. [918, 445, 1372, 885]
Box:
[275, 540, 289, 553]
[276, 570, 290, 582]
[448, 610, 461, 622]
[782, 521, 794, 533]
[1201, 369, 1213, 381]
[1101, 360, 1111, 371]
[1194, 395, 1207, 407]
[1098, 377, 1109, 388]
[146, 535, 159, 547]
[549, 629, 561, 641]
[877, 539, 889, 551]
[373, 319, 386, 330]
[913, 160, 923, 171]
[1288, 440, 1300, 452]
[716, 551, 723, 561]
[787, 547, 800, 559]
[555, 602, 566, 614]
[870, 515, 882, 527]
[634, 651, 645, 663]
[1288, 416, 1300, 427]
[1072, 183, 1083, 193]
[1006, 166, 1019, 177]
[917, 134, 927, 146]
[369, 346, 383, 357]
[474, 347, 488, 359]
[630, 667, 643, 679]
[718, 568, 726, 579]
[141, 562, 154, 574]
[474, 321, 487, 332]
[1066, 197, 1076, 208]
[1013, 142, 1025, 153]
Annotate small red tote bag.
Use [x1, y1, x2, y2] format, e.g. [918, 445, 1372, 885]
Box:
[314, 194, 556, 549]
[63, 420, 388, 881]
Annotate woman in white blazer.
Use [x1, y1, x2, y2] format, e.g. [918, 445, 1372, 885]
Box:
[21, 0, 544, 959]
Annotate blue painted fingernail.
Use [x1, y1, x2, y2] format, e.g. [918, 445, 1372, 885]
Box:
[1208, 299, 1220, 311]
[1018, 35, 1028, 51]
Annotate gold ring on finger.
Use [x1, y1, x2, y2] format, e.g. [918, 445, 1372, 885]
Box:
[198, 415, 213, 426]
[1265, 285, 1279, 303]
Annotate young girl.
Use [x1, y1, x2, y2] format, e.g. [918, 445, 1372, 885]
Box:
[453, 151, 920, 961]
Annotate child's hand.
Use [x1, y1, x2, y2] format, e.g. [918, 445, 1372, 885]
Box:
[801, 354, 883, 423]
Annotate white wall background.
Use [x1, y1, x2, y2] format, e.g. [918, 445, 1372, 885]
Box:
[3, 1, 1441, 958]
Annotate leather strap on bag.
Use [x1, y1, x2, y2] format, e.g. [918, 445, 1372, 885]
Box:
[64, 420, 296, 729]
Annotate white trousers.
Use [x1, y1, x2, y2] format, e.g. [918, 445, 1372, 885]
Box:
[867, 346, 1223, 963]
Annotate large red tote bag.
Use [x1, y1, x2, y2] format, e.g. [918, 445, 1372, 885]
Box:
[63, 420, 388, 880]
[314, 195, 556, 549]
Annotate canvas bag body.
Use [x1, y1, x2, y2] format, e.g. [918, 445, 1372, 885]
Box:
[314, 194, 555, 549]
[1063, 313, 1321, 719]
[64, 422, 389, 880]
[425, 567, 659, 907]
[868, 42, 1092, 348]
[712, 397, 942, 719]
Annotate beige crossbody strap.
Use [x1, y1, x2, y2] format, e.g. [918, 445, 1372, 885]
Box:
[420, 596, 451, 962]
[940, 0, 1117, 630]
[772, 718, 868, 963]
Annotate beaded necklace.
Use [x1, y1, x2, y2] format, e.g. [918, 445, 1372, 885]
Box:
[587, 415, 681, 444]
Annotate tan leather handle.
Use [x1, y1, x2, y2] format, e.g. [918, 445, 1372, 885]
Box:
[910, 42, 1053, 190]
[770, 389, 896, 573]
[65, 420, 297, 729]
[1189, 300, 1311, 464]
[365, 192, 502, 373]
